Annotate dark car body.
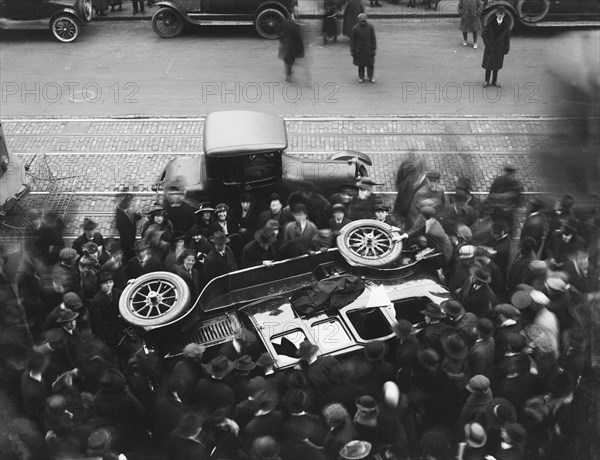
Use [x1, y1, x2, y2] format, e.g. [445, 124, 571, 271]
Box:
[151, 0, 296, 39]
[0, 0, 93, 42]
[153, 110, 372, 203]
[119, 245, 450, 369]
[483, 0, 600, 28]
[0, 122, 31, 211]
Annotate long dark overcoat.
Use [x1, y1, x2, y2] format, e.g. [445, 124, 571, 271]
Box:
[343, 0, 364, 37]
[351, 22, 376, 67]
[481, 18, 510, 71]
[458, 0, 482, 33]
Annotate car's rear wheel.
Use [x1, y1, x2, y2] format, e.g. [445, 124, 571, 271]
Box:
[152, 7, 184, 38]
[516, 0, 550, 23]
[337, 219, 403, 268]
[51, 15, 80, 43]
[119, 272, 190, 328]
[484, 6, 516, 31]
[255, 8, 286, 39]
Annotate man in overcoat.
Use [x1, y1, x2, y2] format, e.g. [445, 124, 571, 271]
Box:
[459, 0, 482, 48]
[481, 5, 510, 87]
[350, 14, 377, 83]
[343, 0, 364, 37]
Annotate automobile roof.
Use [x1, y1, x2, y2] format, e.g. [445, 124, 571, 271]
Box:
[203, 110, 288, 157]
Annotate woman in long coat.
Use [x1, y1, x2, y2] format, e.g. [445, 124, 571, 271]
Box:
[343, 0, 364, 37]
[350, 14, 377, 83]
[481, 6, 511, 87]
[458, 0, 482, 48]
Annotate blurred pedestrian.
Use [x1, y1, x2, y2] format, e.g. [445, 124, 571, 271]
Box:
[73, 217, 104, 257]
[459, 0, 483, 48]
[322, 0, 340, 44]
[482, 6, 511, 87]
[115, 193, 141, 261]
[350, 14, 377, 83]
[279, 16, 305, 83]
[343, 0, 364, 37]
[131, 0, 145, 15]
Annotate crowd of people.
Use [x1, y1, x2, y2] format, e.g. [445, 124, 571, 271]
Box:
[0, 161, 598, 459]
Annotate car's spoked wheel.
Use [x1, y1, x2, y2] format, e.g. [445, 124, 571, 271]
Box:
[152, 8, 184, 38]
[51, 16, 79, 43]
[337, 219, 403, 268]
[255, 9, 286, 39]
[120, 272, 190, 327]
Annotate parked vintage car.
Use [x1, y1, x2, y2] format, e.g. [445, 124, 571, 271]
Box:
[483, 0, 600, 29]
[152, 110, 372, 203]
[151, 0, 297, 39]
[119, 219, 450, 368]
[0, 122, 31, 212]
[0, 0, 93, 42]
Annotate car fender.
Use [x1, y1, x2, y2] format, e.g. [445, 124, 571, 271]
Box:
[158, 155, 207, 194]
[254, 1, 293, 16]
[327, 150, 372, 167]
[50, 9, 85, 24]
[152, 1, 191, 21]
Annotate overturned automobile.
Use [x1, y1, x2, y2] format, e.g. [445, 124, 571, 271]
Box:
[119, 220, 450, 368]
[152, 110, 372, 205]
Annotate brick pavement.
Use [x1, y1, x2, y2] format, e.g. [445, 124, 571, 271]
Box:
[1, 116, 559, 238]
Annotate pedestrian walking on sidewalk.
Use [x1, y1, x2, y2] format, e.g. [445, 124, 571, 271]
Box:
[132, 0, 145, 15]
[459, 0, 483, 48]
[350, 13, 377, 83]
[322, 0, 341, 44]
[343, 0, 364, 37]
[481, 6, 510, 87]
[278, 17, 305, 82]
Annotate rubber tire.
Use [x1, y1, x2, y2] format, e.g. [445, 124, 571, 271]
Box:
[152, 7, 184, 38]
[337, 219, 403, 268]
[516, 0, 550, 23]
[119, 271, 190, 328]
[484, 6, 516, 31]
[255, 8, 286, 39]
[51, 15, 80, 43]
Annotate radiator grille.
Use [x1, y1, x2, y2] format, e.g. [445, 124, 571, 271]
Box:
[174, 314, 241, 352]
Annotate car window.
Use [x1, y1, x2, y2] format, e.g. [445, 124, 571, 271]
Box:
[310, 318, 354, 354]
[346, 308, 393, 340]
[393, 297, 433, 325]
[270, 329, 307, 366]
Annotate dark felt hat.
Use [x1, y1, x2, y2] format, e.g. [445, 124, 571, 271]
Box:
[441, 331, 468, 360]
[97, 271, 114, 284]
[417, 348, 440, 370]
[98, 368, 127, 393]
[63, 292, 83, 309]
[296, 340, 319, 359]
[205, 355, 234, 378]
[441, 300, 465, 318]
[420, 303, 446, 319]
[81, 218, 98, 231]
[147, 206, 167, 216]
[332, 203, 347, 213]
[195, 202, 214, 214]
[210, 231, 230, 244]
[473, 268, 492, 284]
[363, 341, 387, 362]
[254, 228, 277, 245]
[485, 397, 517, 429]
[257, 352, 275, 367]
[234, 355, 257, 372]
[292, 203, 308, 214]
[57, 309, 79, 323]
[253, 388, 279, 412]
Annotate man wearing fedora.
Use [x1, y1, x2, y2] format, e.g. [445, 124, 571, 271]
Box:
[43, 292, 90, 333]
[460, 376, 493, 428]
[72, 217, 104, 257]
[195, 355, 236, 414]
[349, 341, 395, 399]
[115, 193, 142, 261]
[468, 318, 496, 379]
[442, 300, 478, 346]
[296, 340, 341, 408]
[456, 268, 499, 317]
[347, 178, 384, 220]
[242, 388, 284, 451]
[202, 232, 238, 286]
[283, 203, 318, 246]
[53, 248, 82, 298]
[231, 192, 260, 244]
[174, 249, 202, 299]
[520, 197, 546, 255]
[544, 217, 587, 265]
[241, 228, 278, 268]
[419, 303, 455, 358]
[90, 271, 124, 348]
[327, 203, 352, 237]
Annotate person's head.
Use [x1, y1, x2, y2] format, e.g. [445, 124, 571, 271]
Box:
[57, 309, 79, 332]
[28, 353, 49, 374]
[215, 203, 229, 222]
[475, 318, 494, 339]
[182, 249, 196, 270]
[82, 242, 99, 261]
[519, 236, 537, 255]
[495, 5, 506, 20]
[293, 204, 308, 222]
[182, 343, 206, 363]
[240, 192, 254, 211]
[425, 171, 441, 191]
[98, 272, 114, 294]
[474, 246, 492, 266]
[265, 219, 280, 237]
[210, 232, 230, 253]
[503, 163, 516, 176]
[374, 204, 389, 222]
[269, 193, 283, 214]
[527, 197, 545, 213]
[340, 185, 355, 203]
[492, 221, 508, 240]
[82, 217, 97, 239]
[332, 203, 346, 221]
[555, 194, 575, 213]
[357, 12, 367, 25]
[166, 185, 184, 205]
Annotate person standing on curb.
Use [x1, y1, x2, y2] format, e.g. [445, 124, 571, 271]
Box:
[343, 0, 364, 38]
[350, 13, 377, 83]
[459, 0, 482, 49]
[481, 6, 510, 87]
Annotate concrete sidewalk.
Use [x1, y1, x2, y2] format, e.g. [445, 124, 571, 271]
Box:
[94, 0, 458, 21]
